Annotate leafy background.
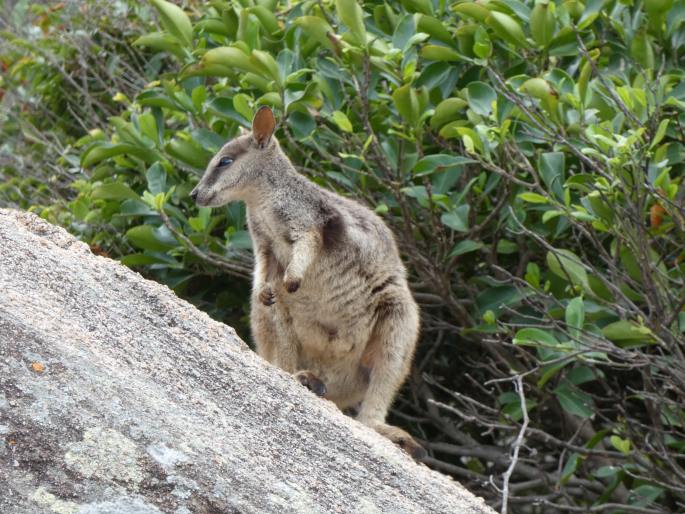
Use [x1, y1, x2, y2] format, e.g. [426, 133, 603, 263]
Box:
[2, 0, 685, 512]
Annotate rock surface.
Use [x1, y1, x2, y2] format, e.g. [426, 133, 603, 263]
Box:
[0, 209, 494, 514]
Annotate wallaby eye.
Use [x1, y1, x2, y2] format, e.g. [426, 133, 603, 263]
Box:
[217, 157, 234, 168]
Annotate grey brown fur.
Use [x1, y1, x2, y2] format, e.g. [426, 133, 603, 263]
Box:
[191, 107, 423, 457]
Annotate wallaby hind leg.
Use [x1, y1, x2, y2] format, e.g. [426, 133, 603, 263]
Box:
[253, 299, 317, 396]
[356, 298, 424, 459]
[251, 301, 278, 363]
[251, 293, 299, 370]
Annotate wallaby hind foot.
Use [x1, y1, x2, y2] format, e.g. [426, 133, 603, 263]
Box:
[294, 370, 327, 398]
[374, 423, 427, 461]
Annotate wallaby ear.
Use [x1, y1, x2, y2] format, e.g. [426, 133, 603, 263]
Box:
[252, 106, 276, 149]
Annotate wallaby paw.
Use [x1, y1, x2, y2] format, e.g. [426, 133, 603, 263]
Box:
[284, 276, 301, 293]
[294, 370, 327, 398]
[374, 424, 427, 461]
[259, 286, 275, 306]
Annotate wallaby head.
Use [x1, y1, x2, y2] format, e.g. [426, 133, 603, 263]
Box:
[190, 106, 279, 207]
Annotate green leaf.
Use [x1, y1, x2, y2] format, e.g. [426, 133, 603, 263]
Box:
[335, 0, 367, 45]
[392, 85, 425, 127]
[441, 205, 470, 232]
[530, 2, 556, 48]
[560, 453, 581, 483]
[454, 127, 484, 153]
[126, 225, 176, 252]
[230, 93, 252, 122]
[448, 239, 483, 258]
[248, 6, 281, 35]
[165, 138, 213, 170]
[546, 249, 590, 291]
[206, 97, 250, 125]
[133, 32, 185, 59]
[136, 90, 180, 110]
[467, 81, 497, 116]
[496, 239, 518, 254]
[486, 11, 529, 48]
[251, 50, 281, 84]
[567, 365, 595, 386]
[577, 0, 605, 30]
[288, 110, 316, 139]
[91, 183, 140, 202]
[452, 3, 490, 22]
[414, 155, 476, 176]
[430, 98, 468, 129]
[202, 46, 258, 74]
[417, 14, 454, 45]
[631, 30, 655, 69]
[630, 485, 664, 507]
[421, 45, 462, 62]
[473, 25, 492, 59]
[393, 14, 417, 50]
[477, 286, 527, 314]
[150, 0, 193, 47]
[194, 18, 231, 37]
[513, 328, 559, 347]
[331, 110, 353, 132]
[293, 16, 335, 49]
[610, 435, 631, 455]
[650, 119, 669, 149]
[146, 162, 167, 195]
[555, 382, 594, 418]
[539, 152, 565, 201]
[81, 143, 158, 168]
[538, 362, 570, 388]
[499, 391, 537, 422]
[518, 192, 548, 204]
[401, 0, 434, 15]
[374, 203, 389, 214]
[542, 209, 563, 223]
[565, 297, 585, 340]
[497, 0, 532, 22]
[593, 465, 621, 478]
[601, 320, 656, 347]
[525, 262, 540, 287]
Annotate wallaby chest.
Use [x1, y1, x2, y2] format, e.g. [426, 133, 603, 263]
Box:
[247, 208, 294, 271]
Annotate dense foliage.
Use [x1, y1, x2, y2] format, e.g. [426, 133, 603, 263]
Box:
[2, 0, 685, 512]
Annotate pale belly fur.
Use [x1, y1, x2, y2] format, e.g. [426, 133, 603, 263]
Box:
[270, 256, 377, 409]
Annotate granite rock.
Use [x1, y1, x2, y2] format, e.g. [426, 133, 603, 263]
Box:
[0, 209, 494, 514]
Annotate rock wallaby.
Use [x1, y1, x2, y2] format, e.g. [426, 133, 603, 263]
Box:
[190, 106, 424, 459]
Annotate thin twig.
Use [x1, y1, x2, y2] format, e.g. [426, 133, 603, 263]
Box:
[500, 375, 529, 514]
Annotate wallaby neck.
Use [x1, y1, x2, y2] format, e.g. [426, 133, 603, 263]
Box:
[243, 149, 303, 209]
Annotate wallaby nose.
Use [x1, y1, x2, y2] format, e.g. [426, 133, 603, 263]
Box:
[189, 189, 198, 202]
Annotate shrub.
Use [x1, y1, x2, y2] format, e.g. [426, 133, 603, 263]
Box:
[0, 1, 158, 215]
[11, 0, 685, 511]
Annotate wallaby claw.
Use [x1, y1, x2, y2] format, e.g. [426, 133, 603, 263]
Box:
[294, 370, 327, 398]
[259, 287, 275, 306]
[284, 277, 301, 293]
